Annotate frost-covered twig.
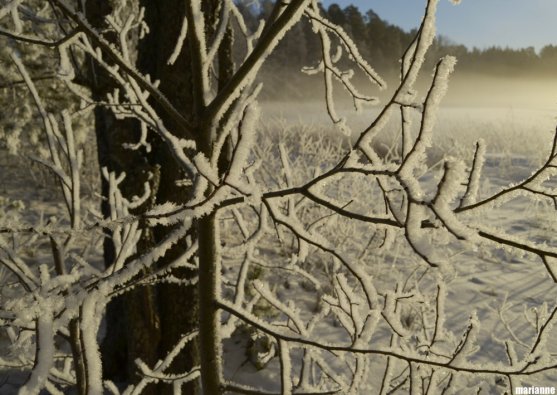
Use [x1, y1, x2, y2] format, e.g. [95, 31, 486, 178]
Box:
[44, 0, 194, 135]
[456, 128, 557, 213]
[217, 299, 557, 376]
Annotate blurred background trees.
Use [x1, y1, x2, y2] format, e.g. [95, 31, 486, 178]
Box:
[246, 2, 557, 100]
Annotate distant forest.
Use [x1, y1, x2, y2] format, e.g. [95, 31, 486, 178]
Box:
[239, 2, 557, 98]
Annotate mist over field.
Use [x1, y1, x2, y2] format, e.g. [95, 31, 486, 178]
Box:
[436, 73, 557, 109]
[265, 72, 557, 110]
[263, 73, 557, 156]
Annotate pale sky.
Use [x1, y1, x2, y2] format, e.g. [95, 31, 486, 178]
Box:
[321, 0, 557, 51]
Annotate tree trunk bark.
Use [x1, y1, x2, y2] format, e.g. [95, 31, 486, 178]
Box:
[136, 1, 200, 393]
[87, 1, 234, 393]
[197, 212, 222, 395]
[85, 1, 161, 392]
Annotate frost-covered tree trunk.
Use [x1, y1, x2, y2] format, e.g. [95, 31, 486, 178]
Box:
[88, 0, 235, 393]
[135, 1, 200, 392]
[139, 1, 235, 393]
[83, 0, 224, 393]
[84, 1, 162, 390]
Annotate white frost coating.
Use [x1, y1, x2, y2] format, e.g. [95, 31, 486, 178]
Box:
[435, 281, 447, 342]
[225, 0, 261, 54]
[425, 371, 443, 395]
[405, 202, 445, 269]
[8, 0, 557, 391]
[306, 1, 385, 89]
[0, 1, 22, 21]
[279, 143, 294, 188]
[81, 294, 104, 395]
[212, 83, 261, 172]
[336, 274, 365, 334]
[0, 238, 39, 290]
[297, 239, 308, 263]
[167, 15, 188, 65]
[451, 312, 480, 366]
[227, 102, 260, 184]
[125, 332, 199, 393]
[358, 105, 396, 164]
[317, 24, 350, 135]
[231, 256, 251, 311]
[10, 51, 79, 216]
[252, 280, 305, 334]
[382, 291, 411, 338]
[62, 111, 83, 229]
[506, 340, 518, 365]
[353, 310, 381, 347]
[112, 221, 141, 272]
[193, 152, 220, 186]
[477, 225, 557, 257]
[18, 302, 54, 395]
[145, 202, 181, 226]
[302, 61, 323, 76]
[206, 1, 231, 65]
[401, 105, 415, 160]
[305, 1, 385, 136]
[278, 340, 293, 395]
[58, 43, 76, 81]
[461, 139, 486, 207]
[123, 122, 152, 153]
[398, 56, 456, 203]
[421, 55, 456, 130]
[189, 183, 230, 218]
[129, 180, 151, 209]
[530, 307, 557, 358]
[397, 0, 439, 95]
[324, 295, 355, 336]
[101, 168, 146, 272]
[331, 44, 343, 64]
[212, 0, 311, 124]
[136, 363, 200, 383]
[381, 227, 396, 251]
[406, 202, 427, 240]
[0, 0, 23, 32]
[433, 160, 478, 241]
[105, 381, 121, 395]
[123, 72, 197, 177]
[401, 36, 418, 82]
[325, 274, 377, 341]
[544, 257, 557, 282]
[349, 354, 368, 394]
[334, 275, 351, 310]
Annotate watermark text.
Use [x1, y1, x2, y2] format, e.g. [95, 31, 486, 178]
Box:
[515, 387, 556, 395]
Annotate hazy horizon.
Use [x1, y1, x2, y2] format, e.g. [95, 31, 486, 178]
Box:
[321, 0, 557, 52]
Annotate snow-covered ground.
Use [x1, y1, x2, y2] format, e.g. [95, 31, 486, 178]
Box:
[1, 100, 557, 393]
[221, 102, 557, 393]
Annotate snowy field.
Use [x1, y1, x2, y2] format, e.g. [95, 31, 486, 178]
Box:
[1, 100, 557, 393]
[224, 101, 557, 393]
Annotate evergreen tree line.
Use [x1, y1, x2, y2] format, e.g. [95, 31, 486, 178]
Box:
[237, 2, 557, 99]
